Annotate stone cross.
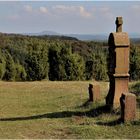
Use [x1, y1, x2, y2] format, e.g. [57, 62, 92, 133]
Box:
[106, 17, 130, 109]
[116, 17, 123, 32]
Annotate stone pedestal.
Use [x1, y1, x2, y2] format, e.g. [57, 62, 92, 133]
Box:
[88, 84, 100, 102]
[120, 93, 136, 122]
[106, 17, 130, 108]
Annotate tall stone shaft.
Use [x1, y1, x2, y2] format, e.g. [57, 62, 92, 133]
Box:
[106, 17, 130, 108]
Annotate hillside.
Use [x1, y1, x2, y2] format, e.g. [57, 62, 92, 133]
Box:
[0, 32, 139, 81]
[0, 33, 108, 81]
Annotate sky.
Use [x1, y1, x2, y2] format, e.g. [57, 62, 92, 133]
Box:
[0, 1, 140, 34]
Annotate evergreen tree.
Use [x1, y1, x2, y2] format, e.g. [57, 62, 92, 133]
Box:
[3, 50, 16, 81]
[25, 45, 49, 81]
[65, 53, 85, 80]
[48, 43, 85, 81]
[48, 44, 61, 81]
[0, 50, 6, 79]
[85, 60, 94, 80]
[130, 45, 140, 80]
[15, 62, 27, 81]
[92, 51, 108, 81]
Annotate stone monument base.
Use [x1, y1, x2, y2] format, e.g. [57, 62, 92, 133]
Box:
[106, 74, 129, 108]
[120, 93, 136, 122]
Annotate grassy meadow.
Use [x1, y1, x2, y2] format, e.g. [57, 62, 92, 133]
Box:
[0, 81, 139, 139]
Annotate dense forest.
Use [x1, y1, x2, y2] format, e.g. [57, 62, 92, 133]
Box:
[0, 33, 139, 81]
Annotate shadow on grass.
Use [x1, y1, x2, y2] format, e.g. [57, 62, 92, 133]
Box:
[131, 121, 140, 125]
[96, 118, 123, 126]
[97, 119, 140, 126]
[76, 100, 100, 109]
[79, 100, 92, 107]
[0, 104, 112, 122]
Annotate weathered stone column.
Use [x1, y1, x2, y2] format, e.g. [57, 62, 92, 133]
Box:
[120, 93, 136, 122]
[88, 84, 100, 102]
[106, 17, 130, 108]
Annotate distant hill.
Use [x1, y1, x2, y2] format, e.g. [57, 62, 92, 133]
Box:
[23, 30, 61, 36]
[0, 32, 78, 41]
[16, 31, 140, 42]
[37, 35, 79, 41]
[67, 34, 108, 41]
[130, 38, 140, 44]
[22, 31, 108, 41]
[129, 33, 140, 38]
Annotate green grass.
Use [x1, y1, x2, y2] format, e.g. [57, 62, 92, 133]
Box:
[0, 81, 139, 139]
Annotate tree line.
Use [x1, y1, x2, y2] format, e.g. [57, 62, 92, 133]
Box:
[0, 33, 139, 81]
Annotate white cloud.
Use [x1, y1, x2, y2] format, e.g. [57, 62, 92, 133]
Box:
[52, 5, 76, 13]
[52, 5, 92, 18]
[79, 6, 91, 18]
[24, 5, 32, 12]
[39, 7, 48, 14]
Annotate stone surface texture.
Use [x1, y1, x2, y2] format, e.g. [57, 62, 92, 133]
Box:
[120, 93, 136, 122]
[88, 84, 100, 102]
[106, 17, 130, 108]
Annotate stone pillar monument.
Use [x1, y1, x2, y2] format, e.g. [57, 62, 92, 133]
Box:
[106, 17, 130, 108]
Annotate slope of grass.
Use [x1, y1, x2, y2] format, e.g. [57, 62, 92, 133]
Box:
[0, 81, 139, 139]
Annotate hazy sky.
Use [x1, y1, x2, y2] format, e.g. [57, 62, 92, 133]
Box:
[0, 1, 140, 34]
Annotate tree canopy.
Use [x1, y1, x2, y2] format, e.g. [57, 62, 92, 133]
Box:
[0, 33, 139, 81]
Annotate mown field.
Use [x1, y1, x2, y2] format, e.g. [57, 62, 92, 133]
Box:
[0, 81, 139, 139]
